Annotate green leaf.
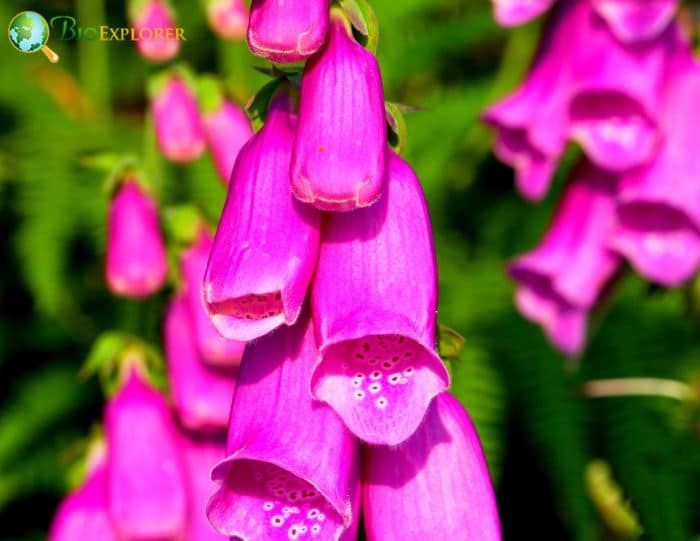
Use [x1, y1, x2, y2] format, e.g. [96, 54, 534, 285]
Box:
[246, 77, 287, 131]
[437, 322, 465, 361]
[385, 101, 408, 154]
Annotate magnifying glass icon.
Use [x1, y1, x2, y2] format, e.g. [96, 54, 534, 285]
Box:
[8, 11, 60, 63]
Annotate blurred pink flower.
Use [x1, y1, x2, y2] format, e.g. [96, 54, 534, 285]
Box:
[203, 99, 253, 185]
[206, 0, 248, 41]
[132, 0, 180, 63]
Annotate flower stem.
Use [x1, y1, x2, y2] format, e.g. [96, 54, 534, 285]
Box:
[582, 378, 697, 402]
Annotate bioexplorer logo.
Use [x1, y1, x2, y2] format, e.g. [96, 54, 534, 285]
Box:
[8, 10, 187, 63]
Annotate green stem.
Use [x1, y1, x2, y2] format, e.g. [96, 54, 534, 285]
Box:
[76, 0, 111, 121]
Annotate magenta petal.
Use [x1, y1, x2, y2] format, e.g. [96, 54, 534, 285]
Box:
[132, 0, 180, 63]
[311, 151, 448, 445]
[182, 228, 245, 366]
[204, 90, 321, 341]
[106, 179, 167, 299]
[592, 0, 679, 43]
[491, 0, 555, 27]
[204, 99, 254, 185]
[247, 0, 329, 63]
[207, 0, 248, 41]
[363, 393, 501, 541]
[153, 76, 207, 163]
[291, 14, 387, 211]
[166, 295, 237, 434]
[509, 160, 621, 355]
[49, 448, 116, 541]
[207, 313, 360, 540]
[105, 368, 188, 539]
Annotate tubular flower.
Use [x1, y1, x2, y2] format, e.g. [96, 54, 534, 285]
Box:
[592, 0, 680, 43]
[180, 433, 227, 540]
[363, 393, 502, 541]
[131, 0, 180, 63]
[610, 54, 700, 286]
[106, 179, 167, 299]
[568, 3, 679, 172]
[509, 160, 621, 355]
[247, 0, 329, 63]
[153, 75, 207, 163]
[483, 0, 587, 200]
[181, 228, 245, 366]
[165, 295, 237, 434]
[291, 11, 387, 211]
[203, 88, 321, 342]
[49, 443, 116, 541]
[206, 0, 248, 41]
[311, 151, 448, 445]
[207, 313, 360, 541]
[105, 366, 188, 540]
[203, 99, 254, 185]
[491, 0, 556, 27]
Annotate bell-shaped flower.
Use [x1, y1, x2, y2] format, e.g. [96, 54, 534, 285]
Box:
[203, 99, 254, 185]
[203, 88, 321, 342]
[105, 365, 188, 540]
[491, 0, 555, 27]
[592, 0, 679, 43]
[153, 74, 207, 163]
[207, 0, 248, 41]
[311, 151, 448, 445]
[165, 295, 237, 433]
[291, 11, 387, 211]
[207, 312, 360, 540]
[181, 228, 245, 366]
[509, 160, 621, 355]
[49, 442, 116, 541]
[610, 53, 700, 286]
[363, 393, 501, 541]
[131, 0, 180, 63]
[247, 0, 329, 63]
[106, 179, 167, 299]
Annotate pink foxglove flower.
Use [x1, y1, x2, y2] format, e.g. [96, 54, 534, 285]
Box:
[491, 0, 556, 27]
[49, 442, 116, 541]
[311, 151, 448, 445]
[203, 88, 321, 341]
[592, 0, 679, 43]
[207, 313, 360, 540]
[203, 99, 254, 185]
[153, 75, 207, 163]
[291, 11, 387, 211]
[610, 53, 700, 286]
[180, 433, 227, 540]
[207, 0, 248, 41]
[363, 393, 501, 541]
[181, 228, 245, 366]
[132, 0, 180, 63]
[106, 179, 167, 299]
[165, 296, 237, 433]
[247, 0, 329, 63]
[105, 365, 188, 540]
[509, 160, 621, 355]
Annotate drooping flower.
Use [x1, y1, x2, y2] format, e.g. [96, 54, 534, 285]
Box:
[206, 0, 248, 41]
[207, 312, 360, 540]
[311, 150, 448, 445]
[180, 433, 227, 540]
[165, 295, 237, 433]
[131, 0, 180, 63]
[363, 393, 502, 541]
[152, 74, 207, 163]
[181, 228, 245, 366]
[203, 99, 254, 185]
[491, 0, 556, 27]
[106, 178, 167, 299]
[610, 53, 700, 286]
[290, 10, 387, 211]
[509, 160, 621, 355]
[203, 87, 321, 342]
[247, 0, 329, 63]
[592, 0, 680, 43]
[49, 441, 116, 541]
[105, 365, 188, 540]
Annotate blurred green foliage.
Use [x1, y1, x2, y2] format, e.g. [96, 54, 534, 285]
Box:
[0, 1, 698, 540]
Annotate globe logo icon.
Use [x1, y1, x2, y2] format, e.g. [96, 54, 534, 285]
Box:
[8, 11, 59, 63]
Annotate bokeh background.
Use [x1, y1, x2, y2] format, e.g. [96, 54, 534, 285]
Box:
[0, 1, 699, 540]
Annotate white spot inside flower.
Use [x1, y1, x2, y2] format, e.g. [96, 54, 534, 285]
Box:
[376, 397, 388, 409]
[317, 513, 325, 522]
[354, 390, 365, 400]
[388, 373, 401, 384]
[311, 524, 321, 535]
[368, 382, 382, 394]
[400, 377, 408, 384]
[307, 508, 319, 519]
[403, 367, 414, 376]
[271, 515, 285, 527]
[263, 502, 274, 511]
[370, 370, 382, 380]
